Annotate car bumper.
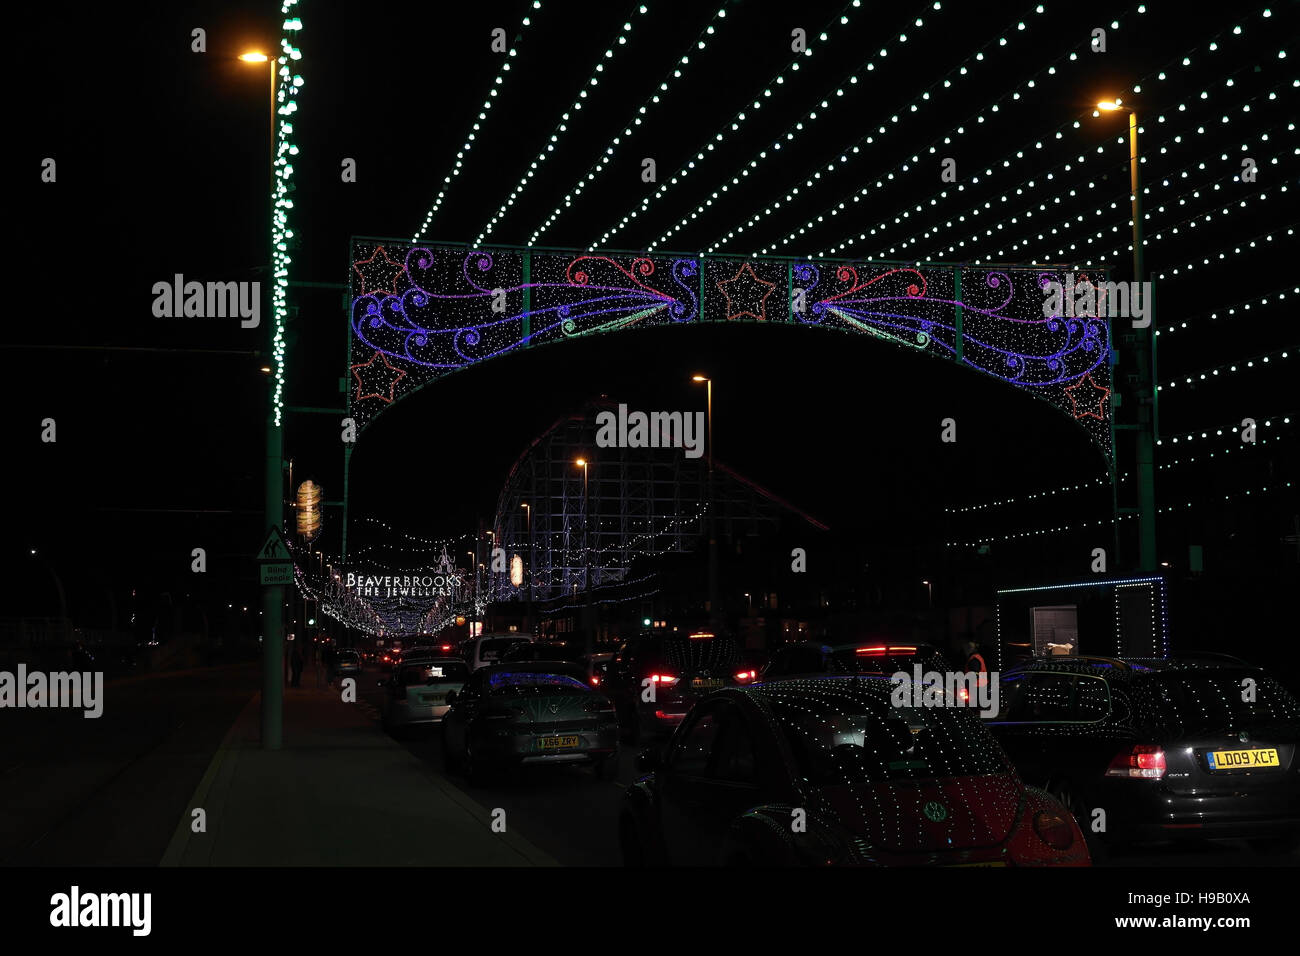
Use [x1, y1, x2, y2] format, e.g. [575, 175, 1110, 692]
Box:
[386, 701, 450, 727]
[1092, 778, 1300, 843]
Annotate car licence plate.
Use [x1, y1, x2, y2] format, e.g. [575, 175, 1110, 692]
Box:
[539, 735, 580, 750]
[420, 694, 445, 705]
[1206, 748, 1280, 770]
[692, 678, 723, 689]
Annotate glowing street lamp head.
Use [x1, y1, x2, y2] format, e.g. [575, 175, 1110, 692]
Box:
[575, 458, 587, 467]
[239, 52, 269, 63]
[1097, 99, 1123, 111]
[691, 374, 708, 382]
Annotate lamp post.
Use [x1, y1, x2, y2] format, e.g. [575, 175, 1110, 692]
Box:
[1098, 99, 1157, 572]
[242, 49, 284, 749]
[521, 502, 533, 633]
[692, 375, 719, 627]
[575, 459, 592, 655]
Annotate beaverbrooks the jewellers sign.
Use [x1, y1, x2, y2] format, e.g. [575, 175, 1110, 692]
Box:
[345, 571, 462, 598]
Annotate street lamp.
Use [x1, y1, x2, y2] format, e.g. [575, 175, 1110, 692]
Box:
[691, 375, 719, 627]
[241, 47, 284, 750]
[1096, 97, 1157, 571]
[922, 580, 932, 608]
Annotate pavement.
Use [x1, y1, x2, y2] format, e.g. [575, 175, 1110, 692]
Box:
[160, 679, 559, 867]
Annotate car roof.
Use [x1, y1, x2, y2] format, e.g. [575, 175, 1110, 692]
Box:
[477, 660, 586, 675]
[1004, 655, 1264, 680]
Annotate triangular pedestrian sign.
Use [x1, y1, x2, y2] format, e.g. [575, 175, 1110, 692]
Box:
[256, 525, 292, 563]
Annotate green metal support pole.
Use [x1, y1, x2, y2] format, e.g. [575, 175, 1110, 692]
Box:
[261, 57, 283, 751]
[522, 251, 531, 344]
[954, 270, 963, 362]
[1131, 110, 1157, 572]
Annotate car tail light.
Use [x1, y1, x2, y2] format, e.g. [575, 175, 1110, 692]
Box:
[1032, 810, 1076, 850]
[590, 675, 600, 686]
[1106, 744, 1167, 779]
[649, 673, 679, 686]
[733, 669, 757, 683]
[441, 644, 451, 651]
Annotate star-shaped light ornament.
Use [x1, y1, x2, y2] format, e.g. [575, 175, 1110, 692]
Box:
[352, 350, 408, 403]
[717, 262, 776, 321]
[353, 246, 406, 297]
[1064, 372, 1111, 420]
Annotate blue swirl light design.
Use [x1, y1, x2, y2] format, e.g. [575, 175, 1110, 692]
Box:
[347, 243, 1112, 458]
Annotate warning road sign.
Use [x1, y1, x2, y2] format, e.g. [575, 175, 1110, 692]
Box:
[256, 525, 292, 564]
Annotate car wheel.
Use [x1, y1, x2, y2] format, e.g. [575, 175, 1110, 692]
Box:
[1053, 783, 1108, 864]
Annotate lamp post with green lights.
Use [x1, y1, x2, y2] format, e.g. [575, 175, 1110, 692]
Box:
[1097, 98, 1158, 572]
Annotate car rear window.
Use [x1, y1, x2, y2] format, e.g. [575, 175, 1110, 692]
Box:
[642, 634, 741, 672]
[764, 680, 1009, 784]
[400, 662, 468, 686]
[478, 638, 528, 661]
[486, 671, 589, 695]
[336, 651, 360, 661]
[1137, 671, 1300, 734]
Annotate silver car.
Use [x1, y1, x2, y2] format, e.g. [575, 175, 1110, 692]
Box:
[380, 658, 470, 735]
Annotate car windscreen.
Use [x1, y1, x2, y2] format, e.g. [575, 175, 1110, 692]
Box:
[764, 682, 1009, 784]
[478, 639, 528, 661]
[399, 662, 469, 686]
[1138, 671, 1300, 735]
[486, 671, 589, 695]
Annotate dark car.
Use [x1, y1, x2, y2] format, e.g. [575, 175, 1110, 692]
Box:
[985, 656, 1300, 859]
[761, 641, 951, 683]
[440, 661, 619, 784]
[605, 630, 746, 742]
[330, 648, 362, 681]
[620, 675, 1088, 867]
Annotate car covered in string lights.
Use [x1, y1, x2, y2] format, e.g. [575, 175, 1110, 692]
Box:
[620, 675, 1088, 867]
[379, 657, 470, 735]
[986, 656, 1300, 860]
[440, 661, 619, 784]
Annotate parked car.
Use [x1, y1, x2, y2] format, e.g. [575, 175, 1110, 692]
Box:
[620, 675, 1088, 867]
[379, 657, 470, 735]
[330, 648, 362, 681]
[441, 661, 619, 784]
[604, 630, 746, 742]
[985, 656, 1300, 859]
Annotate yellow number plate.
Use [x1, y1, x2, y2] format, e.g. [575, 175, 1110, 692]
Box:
[539, 735, 580, 750]
[1207, 748, 1280, 770]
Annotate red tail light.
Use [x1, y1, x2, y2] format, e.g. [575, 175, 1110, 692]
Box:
[590, 675, 600, 686]
[734, 669, 757, 683]
[649, 673, 679, 686]
[856, 646, 888, 657]
[441, 644, 451, 651]
[1106, 744, 1167, 779]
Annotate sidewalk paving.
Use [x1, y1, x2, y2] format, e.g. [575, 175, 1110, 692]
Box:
[161, 684, 558, 866]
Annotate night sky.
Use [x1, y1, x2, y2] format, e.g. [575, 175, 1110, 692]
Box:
[12, 0, 1296, 631]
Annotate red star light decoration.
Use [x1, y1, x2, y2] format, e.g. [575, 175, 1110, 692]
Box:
[353, 246, 407, 297]
[1064, 372, 1110, 420]
[717, 262, 776, 321]
[352, 350, 407, 403]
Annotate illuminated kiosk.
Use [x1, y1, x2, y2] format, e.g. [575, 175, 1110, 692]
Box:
[993, 575, 1169, 670]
